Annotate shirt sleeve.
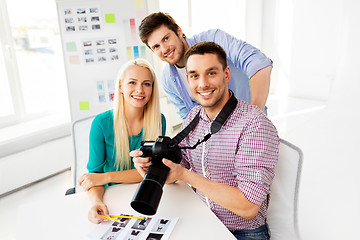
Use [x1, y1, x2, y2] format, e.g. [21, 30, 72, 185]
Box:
[161, 67, 189, 120]
[194, 29, 273, 79]
[87, 115, 107, 173]
[234, 112, 279, 205]
[161, 113, 167, 135]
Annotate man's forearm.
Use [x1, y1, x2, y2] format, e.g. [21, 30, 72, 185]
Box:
[180, 169, 260, 220]
[249, 65, 272, 110]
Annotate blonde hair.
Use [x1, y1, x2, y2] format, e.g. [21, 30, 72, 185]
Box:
[113, 58, 162, 170]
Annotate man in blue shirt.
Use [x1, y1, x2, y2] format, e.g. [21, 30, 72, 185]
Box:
[139, 12, 273, 119]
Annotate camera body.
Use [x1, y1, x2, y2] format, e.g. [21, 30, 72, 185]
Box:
[131, 136, 182, 215]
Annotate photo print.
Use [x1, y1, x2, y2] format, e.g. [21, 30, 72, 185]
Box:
[123, 229, 143, 240]
[131, 218, 152, 231]
[151, 219, 172, 233]
[146, 233, 163, 240]
[62, 6, 101, 33]
[82, 37, 120, 64]
[100, 224, 123, 240]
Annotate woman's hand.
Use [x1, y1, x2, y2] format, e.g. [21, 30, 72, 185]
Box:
[78, 173, 107, 191]
[88, 201, 109, 224]
[130, 150, 151, 177]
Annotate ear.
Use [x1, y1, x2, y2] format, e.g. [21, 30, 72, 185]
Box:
[118, 82, 123, 93]
[177, 26, 183, 37]
[224, 66, 231, 83]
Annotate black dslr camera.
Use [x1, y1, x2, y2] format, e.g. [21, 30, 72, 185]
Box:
[130, 136, 182, 215]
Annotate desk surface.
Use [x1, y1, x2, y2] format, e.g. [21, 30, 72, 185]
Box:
[17, 181, 236, 239]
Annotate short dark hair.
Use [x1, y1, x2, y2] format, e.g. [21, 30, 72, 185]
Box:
[139, 12, 185, 47]
[185, 41, 227, 70]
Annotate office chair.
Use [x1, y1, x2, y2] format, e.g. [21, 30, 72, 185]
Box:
[65, 115, 96, 195]
[267, 138, 303, 240]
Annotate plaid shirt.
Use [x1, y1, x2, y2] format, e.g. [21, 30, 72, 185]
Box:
[179, 99, 279, 231]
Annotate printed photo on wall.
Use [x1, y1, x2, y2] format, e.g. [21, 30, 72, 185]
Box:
[61, 6, 102, 34]
[82, 37, 120, 64]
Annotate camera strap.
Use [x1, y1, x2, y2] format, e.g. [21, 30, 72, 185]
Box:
[172, 91, 238, 150]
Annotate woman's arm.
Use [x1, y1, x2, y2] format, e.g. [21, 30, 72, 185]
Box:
[78, 169, 143, 191]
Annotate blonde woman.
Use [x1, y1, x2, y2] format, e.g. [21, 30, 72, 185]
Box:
[78, 58, 166, 224]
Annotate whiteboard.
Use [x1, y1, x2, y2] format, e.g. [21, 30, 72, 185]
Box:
[56, 0, 154, 122]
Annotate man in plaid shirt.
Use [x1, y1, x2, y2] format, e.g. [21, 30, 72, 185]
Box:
[132, 41, 279, 240]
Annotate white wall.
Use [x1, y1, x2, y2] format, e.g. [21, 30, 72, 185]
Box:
[263, 0, 348, 101]
[0, 136, 72, 195]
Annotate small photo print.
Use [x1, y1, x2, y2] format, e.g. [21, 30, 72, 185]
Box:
[100, 226, 123, 240]
[91, 16, 100, 22]
[109, 48, 117, 53]
[64, 9, 72, 15]
[98, 56, 107, 62]
[66, 26, 75, 32]
[146, 233, 164, 240]
[85, 58, 95, 63]
[113, 216, 131, 228]
[111, 55, 119, 61]
[92, 24, 101, 30]
[124, 229, 143, 240]
[97, 48, 106, 54]
[79, 25, 88, 31]
[65, 18, 74, 23]
[96, 40, 105, 45]
[107, 80, 115, 91]
[98, 93, 106, 103]
[108, 39, 117, 44]
[109, 91, 114, 101]
[83, 41, 92, 47]
[78, 17, 87, 22]
[96, 81, 104, 91]
[151, 219, 172, 233]
[90, 7, 99, 13]
[84, 49, 93, 55]
[131, 218, 152, 231]
[77, 8, 86, 14]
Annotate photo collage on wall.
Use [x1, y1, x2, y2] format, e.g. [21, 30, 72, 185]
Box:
[83, 37, 120, 64]
[88, 214, 178, 240]
[63, 7, 102, 33]
[96, 79, 115, 104]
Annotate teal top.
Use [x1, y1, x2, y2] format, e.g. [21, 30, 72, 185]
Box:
[87, 110, 166, 186]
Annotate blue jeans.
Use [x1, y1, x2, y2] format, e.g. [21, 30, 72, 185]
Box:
[231, 224, 270, 240]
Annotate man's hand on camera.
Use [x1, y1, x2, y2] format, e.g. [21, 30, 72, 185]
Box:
[130, 150, 151, 177]
[162, 158, 185, 184]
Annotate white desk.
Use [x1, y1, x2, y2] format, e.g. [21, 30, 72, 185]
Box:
[17, 181, 236, 239]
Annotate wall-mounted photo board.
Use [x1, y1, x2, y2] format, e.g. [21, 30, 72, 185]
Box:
[56, 0, 154, 122]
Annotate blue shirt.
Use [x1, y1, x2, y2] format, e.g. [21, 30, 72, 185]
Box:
[161, 29, 273, 119]
[87, 110, 166, 186]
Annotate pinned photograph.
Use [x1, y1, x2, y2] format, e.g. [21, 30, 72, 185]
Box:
[66, 26, 75, 32]
[83, 41, 92, 47]
[79, 25, 88, 31]
[96, 40, 105, 45]
[92, 24, 101, 30]
[97, 48, 106, 54]
[78, 17, 87, 22]
[98, 56, 107, 62]
[65, 18, 74, 23]
[84, 49, 93, 55]
[64, 9, 72, 15]
[108, 39, 117, 44]
[91, 16, 100, 22]
[98, 93, 106, 103]
[77, 8, 86, 14]
[109, 48, 117, 53]
[111, 55, 119, 61]
[90, 7, 99, 13]
[85, 58, 95, 63]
